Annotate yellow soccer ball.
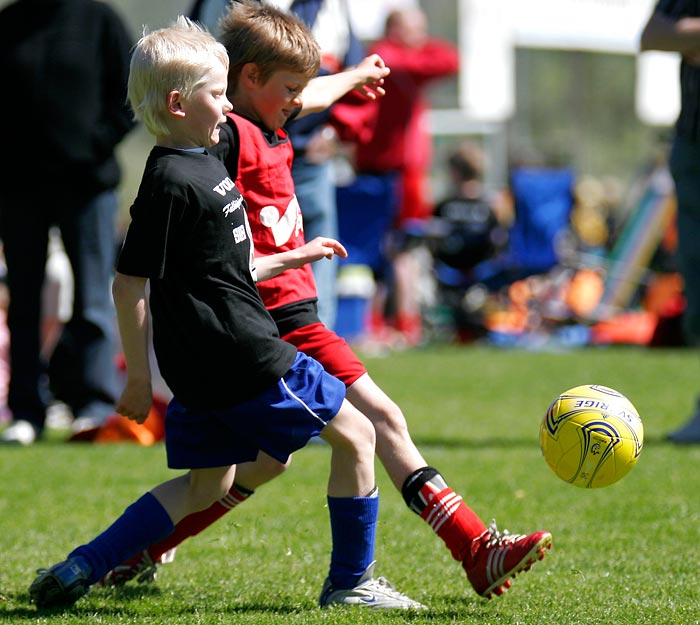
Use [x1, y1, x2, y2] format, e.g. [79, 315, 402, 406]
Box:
[539, 384, 643, 488]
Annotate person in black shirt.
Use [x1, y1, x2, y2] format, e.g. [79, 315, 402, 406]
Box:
[28, 17, 421, 612]
[641, 1, 700, 443]
[0, 0, 136, 444]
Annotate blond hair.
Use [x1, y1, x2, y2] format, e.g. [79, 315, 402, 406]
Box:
[218, 0, 320, 94]
[128, 16, 229, 137]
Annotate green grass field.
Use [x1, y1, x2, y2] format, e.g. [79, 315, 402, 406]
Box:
[1, 344, 699, 624]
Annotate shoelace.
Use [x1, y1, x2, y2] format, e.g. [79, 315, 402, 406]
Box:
[368, 576, 396, 591]
[135, 566, 157, 584]
[365, 576, 415, 601]
[133, 552, 158, 583]
[104, 551, 156, 584]
[482, 520, 526, 549]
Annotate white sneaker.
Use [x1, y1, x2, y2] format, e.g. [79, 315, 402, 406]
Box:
[1, 420, 38, 445]
[318, 561, 426, 610]
[45, 402, 73, 430]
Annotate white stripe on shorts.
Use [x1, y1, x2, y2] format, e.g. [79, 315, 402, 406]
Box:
[280, 376, 331, 426]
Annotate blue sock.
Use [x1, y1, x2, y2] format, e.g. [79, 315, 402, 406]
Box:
[69, 492, 175, 584]
[327, 488, 379, 589]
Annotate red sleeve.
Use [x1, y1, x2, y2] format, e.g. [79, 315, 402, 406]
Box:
[329, 98, 379, 145]
[329, 38, 459, 146]
[373, 38, 459, 86]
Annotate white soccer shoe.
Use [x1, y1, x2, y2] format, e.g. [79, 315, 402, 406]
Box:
[318, 561, 426, 610]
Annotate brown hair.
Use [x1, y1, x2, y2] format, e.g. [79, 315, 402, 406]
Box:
[218, 1, 320, 94]
[129, 16, 228, 137]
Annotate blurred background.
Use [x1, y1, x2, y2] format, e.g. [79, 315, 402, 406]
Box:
[0, 0, 680, 355]
[0, 0, 669, 224]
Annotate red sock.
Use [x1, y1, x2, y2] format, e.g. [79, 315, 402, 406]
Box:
[403, 467, 487, 563]
[145, 484, 252, 562]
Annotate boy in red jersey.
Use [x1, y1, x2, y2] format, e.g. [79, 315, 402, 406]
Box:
[105, 1, 552, 600]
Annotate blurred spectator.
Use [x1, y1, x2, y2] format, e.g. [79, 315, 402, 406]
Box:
[0, 271, 8, 425]
[430, 141, 508, 275]
[335, 6, 459, 347]
[640, 2, 700, 443]
[0, 0, 135, 445]
[425, 141, 508, 341]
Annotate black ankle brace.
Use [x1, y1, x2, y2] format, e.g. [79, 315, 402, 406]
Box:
[401, 466, 440, 512]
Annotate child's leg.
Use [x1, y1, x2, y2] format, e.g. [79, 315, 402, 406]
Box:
[347, 374, 551, 598]
[318, 398, 375, 497]
[283, 326, 488, 560]
[318, 399, 378, 588]
[76, 466, 234, 583]
[68, 491, 175, 586]
[114, 454, 289, 573]
[347, 374, 486, 560]
[149, 465, 237, 525]
[31, 465, 235, 605]
[159, 454, 287, 550]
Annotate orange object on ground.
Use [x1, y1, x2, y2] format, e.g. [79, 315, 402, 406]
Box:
[590, 311, 659, 345]
[67, 395, 167, 445]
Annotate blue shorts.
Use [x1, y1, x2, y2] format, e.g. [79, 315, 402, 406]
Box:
[165, 352, 346, 469]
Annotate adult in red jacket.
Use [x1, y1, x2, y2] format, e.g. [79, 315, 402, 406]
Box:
[335, 7, 459, 346]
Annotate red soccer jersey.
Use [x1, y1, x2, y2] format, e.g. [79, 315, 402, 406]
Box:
[225, 113, 318, 311]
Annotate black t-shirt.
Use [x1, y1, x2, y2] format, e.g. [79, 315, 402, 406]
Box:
[117, 147, 296, 409]
[0, 0, 135, 195]
[431, 196, 498, 271]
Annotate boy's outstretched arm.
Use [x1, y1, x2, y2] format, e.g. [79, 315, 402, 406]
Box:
[112, 272, 153, 423]
[299, 54, 390, 116]
[255, 237, 348, 282]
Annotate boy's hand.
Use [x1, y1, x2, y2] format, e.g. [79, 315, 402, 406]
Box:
[352, 54, 390, 100]
[300, 237, 348, 263]
[255, 238, 348, 281]
[116, 378, 153, 424]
